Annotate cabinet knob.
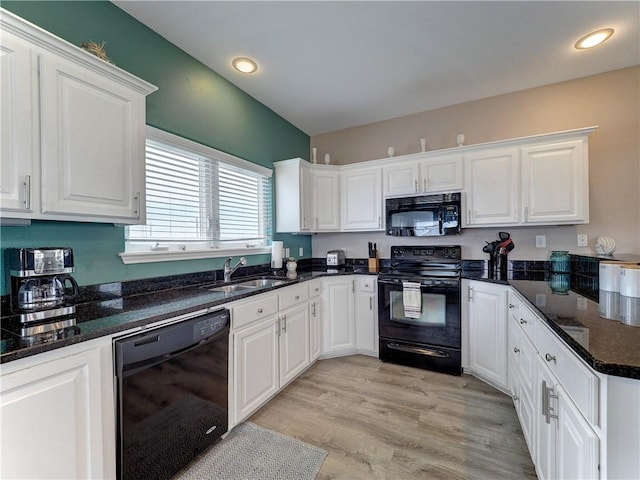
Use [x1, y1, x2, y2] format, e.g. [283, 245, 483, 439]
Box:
[508, 303, 515, 309]
[257, 308, 263, 314]
[512, 394, 519, 402]
[295, 295, 300, 300]
[520, 318, 527, 325]
[364, 283, 369, 288]
[545, 353, 556, 364]
[513, 347, 520, 353]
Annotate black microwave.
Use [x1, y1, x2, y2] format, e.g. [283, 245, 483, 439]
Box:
[385, 193, 461, 237]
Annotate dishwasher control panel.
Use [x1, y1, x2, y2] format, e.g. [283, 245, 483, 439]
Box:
[193, 309, 229, 342]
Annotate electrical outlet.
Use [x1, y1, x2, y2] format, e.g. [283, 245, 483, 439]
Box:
[577, 234, 588, 247]
[536, 235, 546, 248]
[284, 247, 290, 258]
[299, 247, 304, 257]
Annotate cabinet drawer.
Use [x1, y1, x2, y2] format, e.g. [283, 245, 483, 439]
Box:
[232, 293, 278, 330]
[536, 320, 599, 426]
[308, 279, 322, 298]
[515, 302, 537, 344]
[356, 277, 376, 292]
[278, 284, 309, 310]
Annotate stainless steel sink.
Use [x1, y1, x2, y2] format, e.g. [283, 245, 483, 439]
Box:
[208, 284, 255, 294]
[236, 278, 288, 288]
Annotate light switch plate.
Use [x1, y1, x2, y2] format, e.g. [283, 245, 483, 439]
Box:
[536, 235, 546, 248]
[299, 247, 304, 257]
[577, 234, 588, 247]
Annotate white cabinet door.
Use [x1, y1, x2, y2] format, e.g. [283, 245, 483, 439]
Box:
[279, 303, 310, 385]
[420, 153, 463, 193]
[0, 30, 36, 215]
[383, 161, 420, 197]
[39, 53, 145, 222]
[311, 168, 340, 231]
[464, 147, 520, 226]
[0, 343, 115, 480]
[536, 359, 599, 480]
[467, 280, 509, 389]
[233, 316, 280, 423]
[322, 277, 356, 355]
[341, 168, 383, 231]
[355, 277, 378, 356]
[521, 140, 588, 224]
[274, 158, 312, 233]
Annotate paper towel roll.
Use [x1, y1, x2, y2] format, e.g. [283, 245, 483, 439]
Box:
[271, 241, 283, 269]
[620, 265, 640, 298]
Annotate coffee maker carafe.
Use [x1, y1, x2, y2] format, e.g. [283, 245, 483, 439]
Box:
[7, 247, 79, 323]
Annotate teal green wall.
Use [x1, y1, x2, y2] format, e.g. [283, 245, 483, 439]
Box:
[0, 1, 311, 294]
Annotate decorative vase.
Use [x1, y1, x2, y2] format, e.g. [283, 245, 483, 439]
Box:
[324, 153, 330, 165]
[456, 134, 465, 147]
[549, 251, 570, 273]
[311, 147, 317, 164]
[387, 146, 395, 157]
[286, 260, 297, 273]
[420, 138, 426, 152]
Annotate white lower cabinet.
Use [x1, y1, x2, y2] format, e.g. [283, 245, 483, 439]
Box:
[355, 277, 378, 356]
[536, 359, 599, 480]
[322, 276, 356, 355]
[232, 285, 311, 425]
[0, 339, 116, 480]
[465, 280, 509, 390]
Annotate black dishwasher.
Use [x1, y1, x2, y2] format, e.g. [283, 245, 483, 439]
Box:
[114, 308, 230, 480]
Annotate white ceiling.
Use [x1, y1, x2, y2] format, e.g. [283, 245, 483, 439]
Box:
[113, 1, 639, 136]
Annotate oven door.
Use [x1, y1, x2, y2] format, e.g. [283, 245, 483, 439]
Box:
[378, 277, 461, 349]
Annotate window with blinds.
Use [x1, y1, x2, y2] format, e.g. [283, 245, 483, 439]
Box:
[126, 128, 272, 251]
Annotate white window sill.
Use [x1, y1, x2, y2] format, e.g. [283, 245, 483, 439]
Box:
[119, 246, 271, 265]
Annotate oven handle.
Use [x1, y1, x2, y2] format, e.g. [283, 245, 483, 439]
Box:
[387, 342, 450, 358]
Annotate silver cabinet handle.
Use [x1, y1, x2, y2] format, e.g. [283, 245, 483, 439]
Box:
[520, 318, 527, 325]
[545, 353, 556, 364]
[311, 302, 316, 317]
[467, 209, 471, 224]
[513, 394, 519, 402]
[133, 192, 141, 217]
[524, 206, 529, 222]
[414, 179, 418, 193]
[542, 380, 558, 424]
[276, 317, 281, 336]
[513, 347, 520, 353]
[352, 280, 355, 293]
[257, 308, 263, 314]
[282, 314, 287, 333]
[468, 285, 473, 300]
[23, 175, 31, 210]
[508, 303, 515, 309]
[378, 216, 381, 227]
[423, 178, 427, 192]
[369, 296, 373, 310]
[542, 380, 548, 417]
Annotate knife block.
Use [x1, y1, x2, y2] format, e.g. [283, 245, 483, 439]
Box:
[368, 256, 379, 273]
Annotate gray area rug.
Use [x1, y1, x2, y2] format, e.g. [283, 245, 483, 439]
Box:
[175, 422, 327, 480]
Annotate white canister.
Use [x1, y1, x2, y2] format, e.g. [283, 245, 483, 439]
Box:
[599, 261, 636, 292]
[620, 265, 640, 298]
[619, 294, 640, 326]
[598, 290, 620, 320]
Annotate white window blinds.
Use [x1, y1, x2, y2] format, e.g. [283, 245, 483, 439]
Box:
[127, 129, 272, 249]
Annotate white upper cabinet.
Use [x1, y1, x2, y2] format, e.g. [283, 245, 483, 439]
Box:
[0, 10, 157, 224]
[521, 139, 587, 224]
[464, 128, 594, 228]
[464, 147, 520, 226]
[310, 167, 340, 231]
[274, 158, 312, 233]
[382, 153, 463, 197]
[341, 167, 383, 231]
[0, 29, 36, 214]
[383, 160, 420, 196]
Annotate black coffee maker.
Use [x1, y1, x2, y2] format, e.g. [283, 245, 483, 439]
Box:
[483, 232, 515, 281]
[6, 247, 79, 323]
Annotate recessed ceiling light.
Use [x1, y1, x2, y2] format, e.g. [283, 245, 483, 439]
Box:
[574, 28, 614, 49]
[232, 57, 258, 74]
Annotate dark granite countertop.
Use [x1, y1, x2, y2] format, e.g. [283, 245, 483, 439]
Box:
[4, 262, 639, 381]
[1, 267, 372, 364]
[508, 280, 640, 380]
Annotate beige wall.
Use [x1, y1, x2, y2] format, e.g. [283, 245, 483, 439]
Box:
[311, 66, 640, 260]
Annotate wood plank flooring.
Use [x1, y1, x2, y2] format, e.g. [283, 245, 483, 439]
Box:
[250, 355, 537, 480]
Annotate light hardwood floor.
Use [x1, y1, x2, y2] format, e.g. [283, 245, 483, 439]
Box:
[251, 355, 537, 480]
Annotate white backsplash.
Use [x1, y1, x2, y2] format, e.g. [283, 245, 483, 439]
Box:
[312, 225, 591, 260]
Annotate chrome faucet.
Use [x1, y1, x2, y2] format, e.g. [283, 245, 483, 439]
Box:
[223, 256, 247, 282]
